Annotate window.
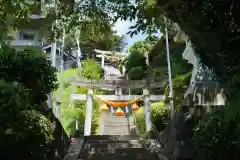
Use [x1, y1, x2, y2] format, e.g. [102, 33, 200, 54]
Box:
[19, 32, 35, 40]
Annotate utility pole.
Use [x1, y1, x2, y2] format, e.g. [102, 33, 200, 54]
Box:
[48, 0, 57, 110]
[164, 17, 174, 119]
[76, 28, 82, 68]
[51, 0, 57, 68]
[56, 28, 65, 119]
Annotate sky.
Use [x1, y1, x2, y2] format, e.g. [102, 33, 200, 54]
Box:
[113, 19, 148, 52]
[113, 19, 162, 52]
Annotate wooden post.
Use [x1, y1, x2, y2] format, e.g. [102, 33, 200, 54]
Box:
[84, 88, 93, 136]
[143, 88, 152, 132]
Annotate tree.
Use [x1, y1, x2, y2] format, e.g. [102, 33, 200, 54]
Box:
[0, 46, 58, 104]
[80, 59, 104, 80]
[64, 20, 125, 59]
[129, 36, 159, 54]
[56, 60, 105, 136]
[0, 80, 54, 160]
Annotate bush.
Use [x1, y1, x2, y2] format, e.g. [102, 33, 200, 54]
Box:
[135, 101, 169, 134]
[193, 102, 240, 160]
[56, 60, 104, 136]
[0, 80, 54, 160]
[1, 110, 54, 160]
[0, 80, 31, 124]
[0, 46, 57, 104]
[80, 59, 104, 80]
[165, 72, 192, 110]
[124, 52, 148, 73]
[128, 66, 147, 80]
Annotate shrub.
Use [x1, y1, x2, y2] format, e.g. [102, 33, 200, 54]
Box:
[193, 102, 240, 160]
[56, 60, 104, 136]
[135, 101, 169, 134]
[1, 110, 54, 160]
[0, 46, 57, 104]
[128, 66, 147, 80]
[165, 72, 192, 110]
[0, 80, 54, 159]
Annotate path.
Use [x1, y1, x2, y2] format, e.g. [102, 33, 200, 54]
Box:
[63, 64, 170, 160]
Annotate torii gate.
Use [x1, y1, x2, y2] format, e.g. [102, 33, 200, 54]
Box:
[93, 49, 128, 68]
[71, 78, 166, 136]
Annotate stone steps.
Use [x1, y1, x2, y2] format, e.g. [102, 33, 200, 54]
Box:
[80, 152, 157, 160]
[102, 113, 132, 135]
[82, 142, 144, 149]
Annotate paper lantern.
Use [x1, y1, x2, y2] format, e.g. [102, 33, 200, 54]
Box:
[100, 103, 108, 112]
[131, 103, 139, 111]
[115, 107, 125, 116]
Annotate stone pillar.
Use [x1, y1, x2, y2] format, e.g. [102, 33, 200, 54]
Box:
[143, 88, 152, 132]
[84, 88, 93, 136]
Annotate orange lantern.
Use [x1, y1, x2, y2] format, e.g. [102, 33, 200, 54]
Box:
[131, 103, 139, 111]
[115, 107, 125, 116]
[100, 103, 108, 112]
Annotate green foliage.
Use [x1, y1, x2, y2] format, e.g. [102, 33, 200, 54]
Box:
[129, 36, 159, 54]
[128, 67, 146, 80]
[65, 20, 125, 58]
[0, 46, 57, 104]
[0, 80, 31, 124]
[165, 72, 192, 110]
[157, 0, 240, 98]
[135, 101, 169, 134]
[124, 52, 147, 74]
[80, 59, 104, 80]
[0, 80, 54, 160]
[1, 110, 54, 160]
[0, 0, 32, 43]
[193, 101, 240, 160]
[107, 0, 176, 36]
[56, 60, 104, 136]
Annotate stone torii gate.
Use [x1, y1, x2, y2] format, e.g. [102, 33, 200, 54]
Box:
[71, 78, 165, 136]
[94, 49, 128, 68]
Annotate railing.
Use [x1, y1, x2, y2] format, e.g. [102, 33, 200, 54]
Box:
[10, 40, 42, 47]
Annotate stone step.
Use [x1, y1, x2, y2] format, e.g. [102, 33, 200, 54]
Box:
[81, 147, 146, 154]
[84, 139, 146, 144]
[103, 129, 129, 132]
[79, 152, 159, 160]
[103, 116, 128, 120]
[84, 135, 141, 141]
[82, 141, 146, 149]
[103, 127, 129, 129]
[103, 121, 129, 124]
[103, 130, 129, 132]
[103, 117, 130, 121]
[103, 130, 129, 133]
[103, 132, 130, 135]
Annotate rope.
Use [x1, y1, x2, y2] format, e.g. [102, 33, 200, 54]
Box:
[93, 95, 145, 107]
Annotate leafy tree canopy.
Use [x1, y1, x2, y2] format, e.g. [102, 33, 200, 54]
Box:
[55, 60, 104, 135]
[129, 36, 159, 54]
[65, 20, 125, 58]
[0, 46, 58, 104]
[80, 59, 104, 80]
[0, 80, 54, 160]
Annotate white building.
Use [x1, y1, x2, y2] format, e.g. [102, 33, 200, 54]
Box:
[43, 45, 76, 70]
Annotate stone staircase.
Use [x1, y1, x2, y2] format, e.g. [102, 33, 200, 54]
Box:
[101, 113, 135, 135]
[63, 112, 170, 160]
[79, 135, 161, 160]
